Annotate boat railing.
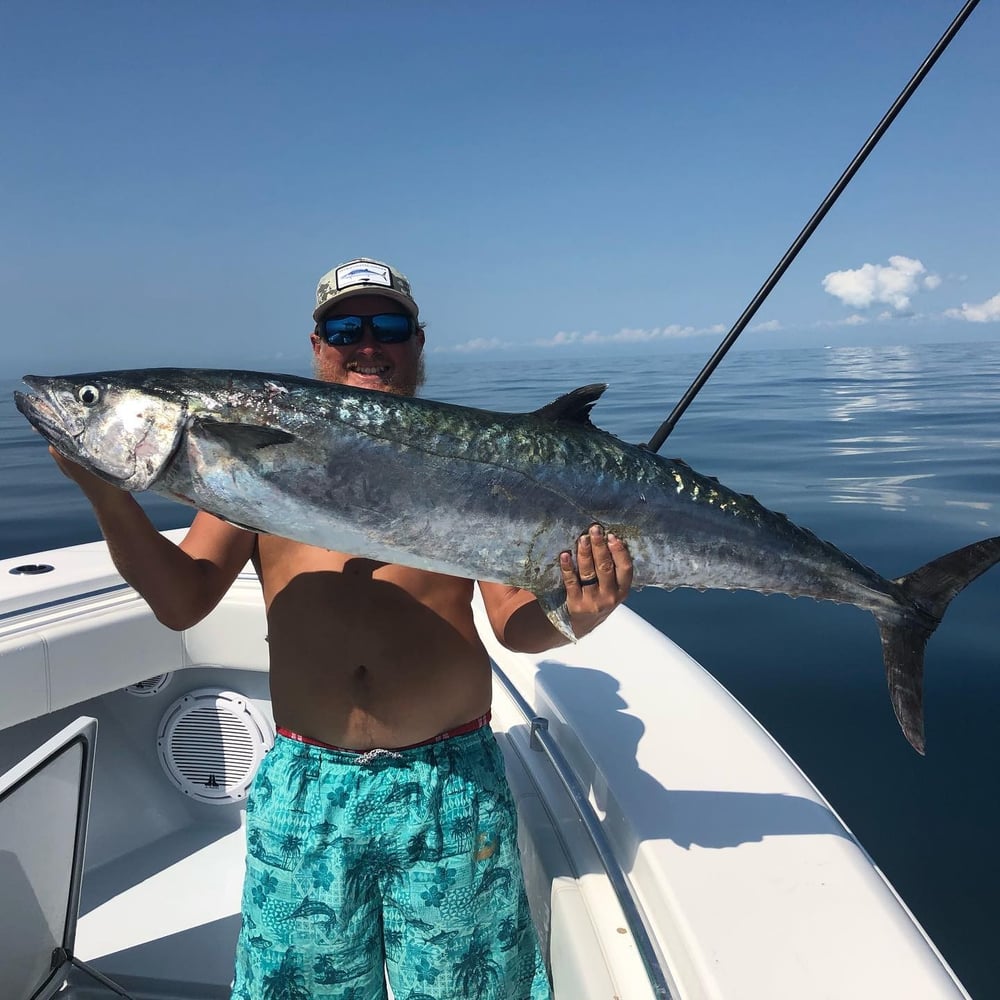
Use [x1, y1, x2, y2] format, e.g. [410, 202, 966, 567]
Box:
[491, 660, 675, 1000]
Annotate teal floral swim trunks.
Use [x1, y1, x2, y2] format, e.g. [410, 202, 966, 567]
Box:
[230, 725, 552, 999]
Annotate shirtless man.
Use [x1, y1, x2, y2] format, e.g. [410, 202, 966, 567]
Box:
[51, 257, 633, 999]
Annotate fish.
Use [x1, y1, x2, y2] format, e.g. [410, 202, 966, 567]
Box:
[14, 367, 1000, 754]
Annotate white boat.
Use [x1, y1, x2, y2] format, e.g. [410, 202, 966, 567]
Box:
[0, 531, 972, 999]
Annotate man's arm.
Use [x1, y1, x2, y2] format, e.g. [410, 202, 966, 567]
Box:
[50, 447, 256, 630]
[479, 524, 634, 653]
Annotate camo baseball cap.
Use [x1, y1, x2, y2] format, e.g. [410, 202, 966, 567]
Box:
[313, 257, 419, 321]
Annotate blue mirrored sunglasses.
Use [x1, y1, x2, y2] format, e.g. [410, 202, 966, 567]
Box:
[319, 313, 417, 346]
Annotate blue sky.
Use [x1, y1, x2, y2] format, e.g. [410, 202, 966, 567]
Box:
[2, 0, 997, 372]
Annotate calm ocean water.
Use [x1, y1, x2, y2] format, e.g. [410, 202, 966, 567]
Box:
[2, 341, 999, 996]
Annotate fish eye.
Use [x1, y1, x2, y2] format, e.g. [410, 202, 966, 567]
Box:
[77, 385, 100, 406]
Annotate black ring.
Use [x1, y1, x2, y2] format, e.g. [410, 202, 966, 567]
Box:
[579, 576, 599, 587]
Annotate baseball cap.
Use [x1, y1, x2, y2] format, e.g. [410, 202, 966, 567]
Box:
[314, 257, 419, 321]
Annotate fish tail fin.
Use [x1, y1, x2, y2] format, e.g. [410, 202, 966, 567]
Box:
[876, 536, 1000, 755]
[873, 618, 933, 755]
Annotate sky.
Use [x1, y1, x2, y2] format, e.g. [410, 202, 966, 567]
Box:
[2, 0, 998, 373]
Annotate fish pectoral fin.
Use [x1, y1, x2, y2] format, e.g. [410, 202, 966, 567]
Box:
[538, 590, 577, 643]
[195, 419, 297, 451]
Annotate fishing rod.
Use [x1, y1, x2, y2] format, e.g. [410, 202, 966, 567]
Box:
[645, 0, 982, 454]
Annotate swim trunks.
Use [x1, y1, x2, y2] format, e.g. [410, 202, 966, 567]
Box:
[230, 723, 552, 1000]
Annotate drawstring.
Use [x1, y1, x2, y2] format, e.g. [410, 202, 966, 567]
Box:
[355, 747, 405, 765]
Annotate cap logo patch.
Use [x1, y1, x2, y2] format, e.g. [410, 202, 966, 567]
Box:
[336, 261, 392, 291]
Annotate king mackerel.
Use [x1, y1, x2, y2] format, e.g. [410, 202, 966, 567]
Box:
[15, 365, 1000, 754]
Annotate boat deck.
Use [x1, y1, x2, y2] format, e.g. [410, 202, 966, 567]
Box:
[0, 534, 972, 998]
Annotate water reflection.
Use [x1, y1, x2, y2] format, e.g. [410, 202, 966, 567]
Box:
[826, 434, 920, 457]
[945, 500, 992, 511]
[822, 345, 924, 424]
[826, 472, 934, 510]
[823, 344, 923, 381]
[818, 347, 929, 509]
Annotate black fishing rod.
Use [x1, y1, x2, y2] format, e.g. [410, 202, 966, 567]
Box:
[646, 0, 981, 454]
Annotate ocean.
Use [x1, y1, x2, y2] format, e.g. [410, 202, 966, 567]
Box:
[2, 341, 999, 997]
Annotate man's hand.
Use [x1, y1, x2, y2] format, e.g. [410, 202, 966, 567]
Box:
[48, 445, 127, 506]
[559, 524, 634, 638]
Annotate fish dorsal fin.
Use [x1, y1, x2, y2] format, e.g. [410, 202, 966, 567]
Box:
[195, 419, 296, 451]
[532, 384, 608, 427]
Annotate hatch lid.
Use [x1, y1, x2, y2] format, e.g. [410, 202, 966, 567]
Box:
[0, 716, 98, 1000]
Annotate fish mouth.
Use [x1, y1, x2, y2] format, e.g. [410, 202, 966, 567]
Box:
[14, 377, 82, 454]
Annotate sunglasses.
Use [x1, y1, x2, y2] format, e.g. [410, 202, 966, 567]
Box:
[319, 313, 417, 346]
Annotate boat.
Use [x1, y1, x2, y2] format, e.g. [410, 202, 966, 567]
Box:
[0, 530, 973, 999]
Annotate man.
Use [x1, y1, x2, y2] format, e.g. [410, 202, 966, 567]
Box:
[50, 257, 633, 999]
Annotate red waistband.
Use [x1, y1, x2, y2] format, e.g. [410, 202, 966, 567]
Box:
[276, 711, 491, 754]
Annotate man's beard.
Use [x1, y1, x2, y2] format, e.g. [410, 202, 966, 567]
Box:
[313, 355, 426, 396]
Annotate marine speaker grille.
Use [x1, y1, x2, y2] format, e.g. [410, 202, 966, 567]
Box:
[123, 673, 172, 696]
[157, 688, 273, 804]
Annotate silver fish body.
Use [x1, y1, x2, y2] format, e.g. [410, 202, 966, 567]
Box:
[15, 368, 1000, 753]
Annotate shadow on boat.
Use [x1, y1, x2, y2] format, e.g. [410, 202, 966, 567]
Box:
[531, 660, 850, 857]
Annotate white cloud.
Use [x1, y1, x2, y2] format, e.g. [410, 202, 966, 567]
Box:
[822, 255, 940, 312]
[812, 314, 873, 328]
[449, 337, 508, 353]
[945, 292, 1000, 323]
[534, 323, 720, 347]
[550, 330, 585, 345]
[751, 319, 782, 332]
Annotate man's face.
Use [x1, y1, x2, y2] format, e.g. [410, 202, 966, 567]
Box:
[311, 293, 425, 395]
